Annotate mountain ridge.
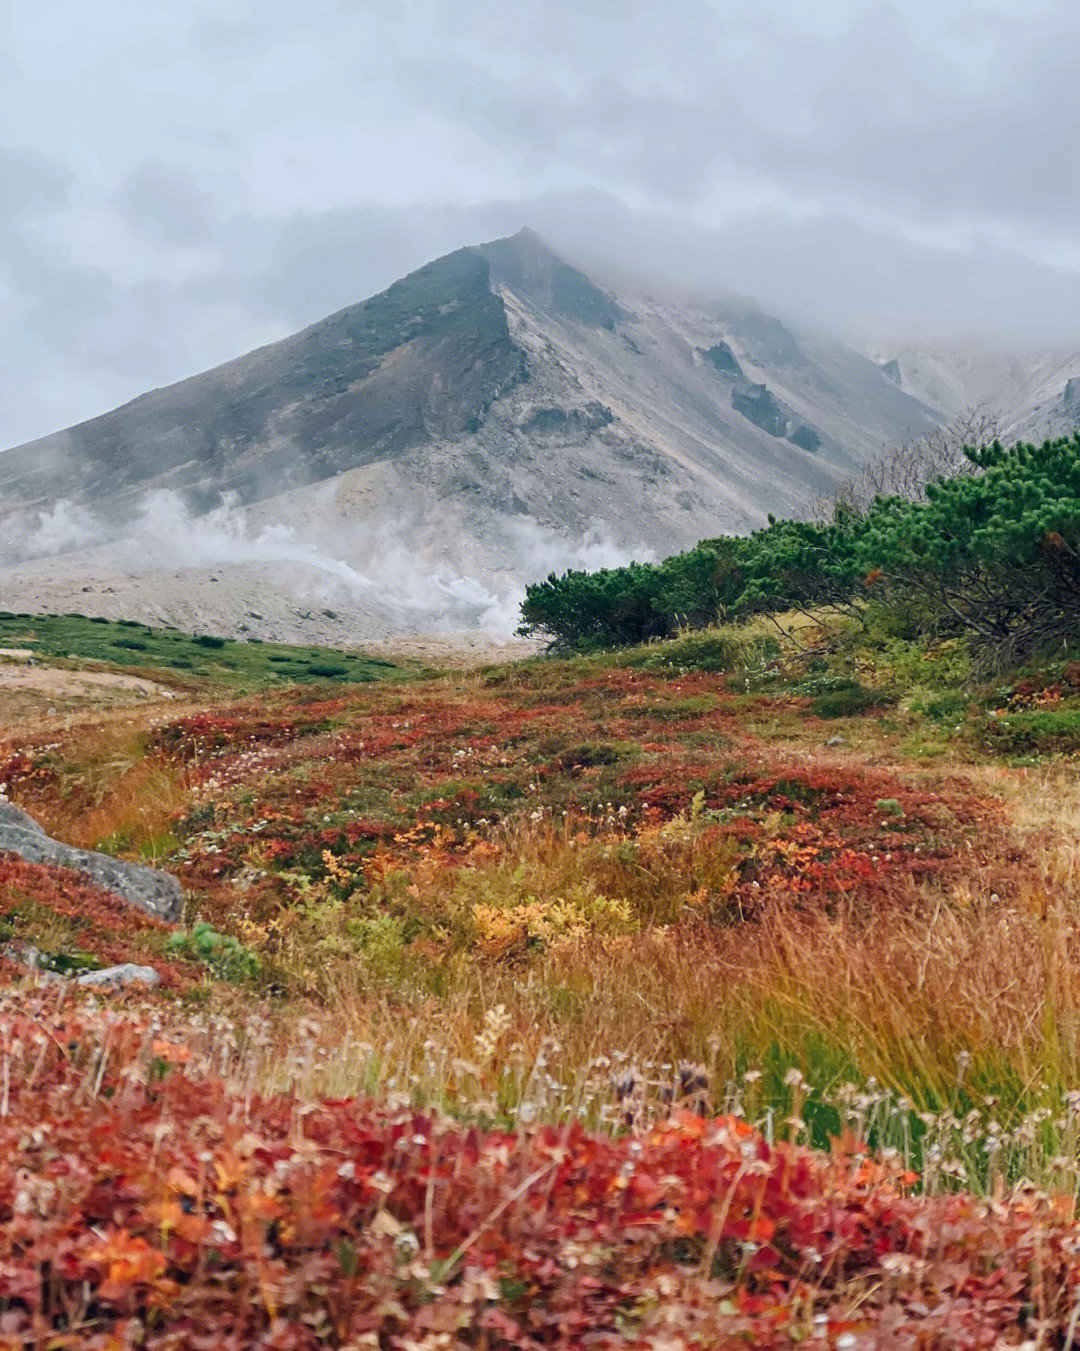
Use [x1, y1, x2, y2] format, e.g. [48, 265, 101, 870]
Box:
[875, 339, 1080, 442]
[0, 244, 525, 520]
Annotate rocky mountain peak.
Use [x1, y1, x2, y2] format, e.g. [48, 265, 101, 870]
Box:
[473, 229, 626, 330]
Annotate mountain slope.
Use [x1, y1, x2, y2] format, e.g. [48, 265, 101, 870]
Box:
[875, 341, 1080, 441]
[0, 246, 524, 521]
[0, 230, 946, 639]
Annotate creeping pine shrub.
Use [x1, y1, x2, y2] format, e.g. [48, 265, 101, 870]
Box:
[810, 680, 892, 718]
[984, 708, 1080, 754]
[517, 543, 737, 648]
[518, 529, 855, 649]
[167, 921, 260, 981]
[520, 435, 1080, 670]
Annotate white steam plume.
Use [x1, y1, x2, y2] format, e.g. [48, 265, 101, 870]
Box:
[0, 492, 649, 636]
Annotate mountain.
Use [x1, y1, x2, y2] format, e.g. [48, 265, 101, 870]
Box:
[0, 229, 945, 640]
[872, 341, 1080, 442]
[0, 245, 525, 523]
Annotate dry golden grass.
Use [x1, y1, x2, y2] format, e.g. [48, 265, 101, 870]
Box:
[995, 761, 1080, 898]
[0, 680, 213, 857]
[265, 895, 1077, 1099]
[206, 754, 1080, 1196]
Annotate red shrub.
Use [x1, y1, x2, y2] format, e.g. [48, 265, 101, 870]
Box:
[1, 996, 1079, 1348]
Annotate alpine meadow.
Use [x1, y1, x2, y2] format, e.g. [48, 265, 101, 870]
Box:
[6, 3, 1080, 1347]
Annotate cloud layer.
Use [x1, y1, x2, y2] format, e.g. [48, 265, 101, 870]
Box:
[3, 0, 1080, 447]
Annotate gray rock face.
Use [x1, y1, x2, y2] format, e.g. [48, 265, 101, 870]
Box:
[76, 963, 162, 987]
[731, 382, 790, 438]
[788, 424, 821, 452]
[702, 341, 743, 377]
[0, 801, 184, 922]
[730, 380, 822, 453]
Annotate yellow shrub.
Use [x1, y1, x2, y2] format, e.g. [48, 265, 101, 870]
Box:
[472, 889, 634, 955]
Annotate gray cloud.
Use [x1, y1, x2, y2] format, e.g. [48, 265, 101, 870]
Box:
[0, 146, 72, 221]
[2, 0, 1079, 448]
[114, 161, 216, 247]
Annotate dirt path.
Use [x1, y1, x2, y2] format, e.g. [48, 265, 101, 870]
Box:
[0, 657, 182, 736]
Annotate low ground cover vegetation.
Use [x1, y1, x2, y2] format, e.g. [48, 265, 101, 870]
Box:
[0, 611, 407, 688]
[2, 576, 1080, 1343]
[7, 988, 1080, 1349]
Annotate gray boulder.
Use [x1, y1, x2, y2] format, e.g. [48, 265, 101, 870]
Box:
[0, 801, 183, 922]
[77, 963, 162, 988]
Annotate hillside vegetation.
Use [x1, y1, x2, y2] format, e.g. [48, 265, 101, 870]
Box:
[3, 430, 1080, 1345]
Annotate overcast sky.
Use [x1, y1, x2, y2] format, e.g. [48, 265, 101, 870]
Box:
[3, 0, 1079, 448]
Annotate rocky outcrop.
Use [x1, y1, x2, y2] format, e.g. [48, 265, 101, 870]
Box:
[0, 802, 183, 921]
[77, 963, 162, 987]
[879, 358, 902, 384]
[702, 341, 743, 377]
[788, 424, 821, 452]
[519, 401, 614, 436]
[731, 383, 790, 438]
[730, 382, 821, 452]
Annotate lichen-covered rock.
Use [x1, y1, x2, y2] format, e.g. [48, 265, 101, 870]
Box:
[0, 802, 183, 922]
